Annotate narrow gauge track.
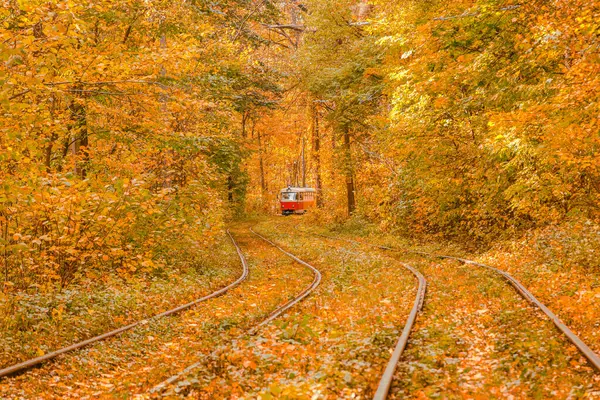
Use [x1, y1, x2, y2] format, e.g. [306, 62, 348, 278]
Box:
[149, 227, 322, 395]
[304, 230, 600, 381]
[291, 228, 426, 400]
[0, 230, 249, 379]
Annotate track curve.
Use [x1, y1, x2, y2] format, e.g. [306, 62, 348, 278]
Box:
[296, 229, 426, 399]
[248, 228, 322, 332]
[372, 260, 426, 400]
[0, 230, 249, 379]
[304, 229, 600, 374]
[149, 227, 322, 394]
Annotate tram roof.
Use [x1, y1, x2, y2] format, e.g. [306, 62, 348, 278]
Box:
[280, 186, 317, 193]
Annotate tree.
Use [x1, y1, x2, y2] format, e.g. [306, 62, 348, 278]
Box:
[295, 0, 383, 216]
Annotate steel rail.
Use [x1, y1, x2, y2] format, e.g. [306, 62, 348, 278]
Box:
[297, 229, 427, 399]
[304, 229, 600, 375]
[149, 227, 322, 394]
[0, 230, 249, 379]
[248, 228, 322, 332]
[372, 261, 426, 400]
[435, 255, 600, 372]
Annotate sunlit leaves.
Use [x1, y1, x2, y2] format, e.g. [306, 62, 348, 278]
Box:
[0, 0, 280, 291]
[358, 0, 600, 240]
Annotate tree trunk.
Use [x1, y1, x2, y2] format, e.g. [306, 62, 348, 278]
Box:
[343, 126, 355, 215]
[241, 111, 248, 138]
[257, 130, 266, 194]
[292, 160, 298, 187]
[311, 102, 322, 207]
[45, 96, 57, 172]
[68, 96, 88, 178]
[159, 34, 168, 109]
[227, 175, 234, 202]
[301, 137, 306, 187]
[44, 137, 54, 171]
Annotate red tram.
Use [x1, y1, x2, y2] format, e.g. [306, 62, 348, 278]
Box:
[279, 186, 317, 215]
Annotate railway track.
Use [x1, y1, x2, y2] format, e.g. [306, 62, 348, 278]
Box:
[149, 227, 322, 395]
[0, 230, 249, 379]
[372, 262, 426, 400]
[287, 228, 426, 399]
[6, 223, 596, 398]
[301, 228, 600, 395]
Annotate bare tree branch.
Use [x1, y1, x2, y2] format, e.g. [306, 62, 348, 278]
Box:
[9, 89, 32, 100]
[232, 0, 267, 41]
[44, 80, 162, 87]
[262, 23, 306, 31]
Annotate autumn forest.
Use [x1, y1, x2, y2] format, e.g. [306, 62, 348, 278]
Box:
[1, 0, 599, 398]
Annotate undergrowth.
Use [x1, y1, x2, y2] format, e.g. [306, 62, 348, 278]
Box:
[0, 234, 240, 367]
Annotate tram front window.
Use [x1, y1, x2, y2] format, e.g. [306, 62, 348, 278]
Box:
[281, 192, 297, 201]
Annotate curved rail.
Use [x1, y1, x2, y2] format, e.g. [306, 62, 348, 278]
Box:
[297, 229, 427, 399]
[150, 227, 322, 394]
[304, 229, 600, 374]
[373, 261, 426, 400]
[248, 228, 322, 332]
[0, 230, 249, 379]
[436, 255, 600, 372]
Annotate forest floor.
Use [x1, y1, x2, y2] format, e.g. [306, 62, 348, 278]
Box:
[0, 216, 599, 399]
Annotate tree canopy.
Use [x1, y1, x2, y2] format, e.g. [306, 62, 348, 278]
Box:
[1, 0, 599, 283]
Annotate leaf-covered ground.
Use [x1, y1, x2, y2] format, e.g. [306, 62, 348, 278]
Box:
[0, 226, 312, 398]
[160, 219, 416, 398]
[295, 217, 600, 399]
[479, 229, 600, 359]
[388, 256, 597, 398]
[0, 236, 240, 368]
[1, 216, 599, 398]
